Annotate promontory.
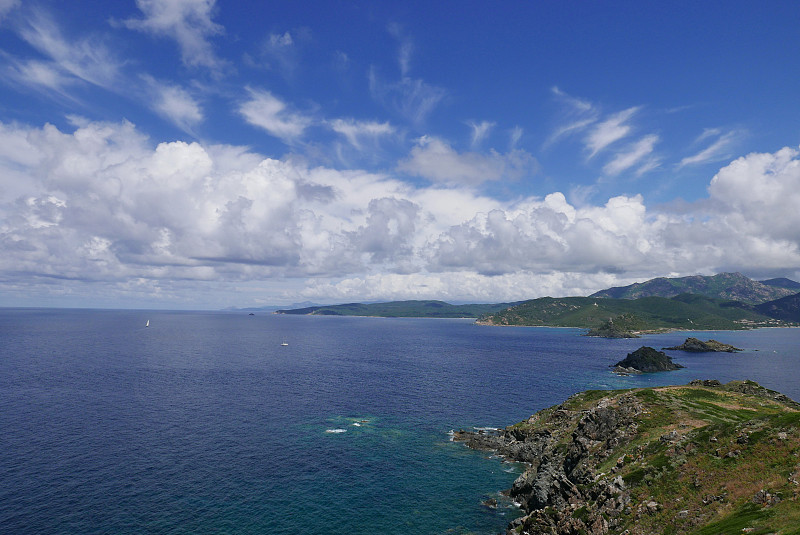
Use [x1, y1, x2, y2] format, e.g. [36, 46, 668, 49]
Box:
[454, 380, 800, 534]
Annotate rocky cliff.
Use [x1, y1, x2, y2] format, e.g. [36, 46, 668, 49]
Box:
[454, 380, 800, 534]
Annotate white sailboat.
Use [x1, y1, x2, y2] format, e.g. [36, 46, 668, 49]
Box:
[280, 340, 288, 346]
[146, 319, 150, 327]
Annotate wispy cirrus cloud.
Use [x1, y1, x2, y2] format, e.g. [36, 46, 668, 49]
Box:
[603, 134, 659, 176]
[329, 119, 395, 150]
[239, 87, 313, 142]
[123, 0, 225, 72]
[467, 120, 495, 148]
[142, 75, 203, 133]
[585, 106, 640, 158]
[679, 128, 743, 168]
[368, 67, 447, 126]
[15, 10, 121, 90]
[545, 86, 598, 148]
[368, 27, 446, 125]
[0, 0, 19, 21]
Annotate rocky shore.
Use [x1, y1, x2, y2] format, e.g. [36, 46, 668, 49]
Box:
[454, 380, 800, 534]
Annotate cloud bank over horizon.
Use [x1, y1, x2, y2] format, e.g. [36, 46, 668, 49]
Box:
[1, 118, 798, 308]
[1, 2, 799, 308]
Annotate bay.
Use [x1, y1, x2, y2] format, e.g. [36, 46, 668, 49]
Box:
[1, 309, 798, 534]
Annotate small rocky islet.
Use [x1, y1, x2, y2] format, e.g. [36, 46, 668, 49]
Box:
[454, 380, 800, 535]
[612, 346, 684, 374]
[664, 337, 742, 353]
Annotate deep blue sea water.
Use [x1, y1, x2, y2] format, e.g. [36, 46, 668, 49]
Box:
[1, 309, 799, 534]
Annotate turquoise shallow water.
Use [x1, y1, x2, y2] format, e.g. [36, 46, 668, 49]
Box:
[1, 309, 798, 534]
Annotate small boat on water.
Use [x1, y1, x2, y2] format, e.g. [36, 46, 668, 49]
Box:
[146, 319, 150, 327]
[281, 341, 289, 346]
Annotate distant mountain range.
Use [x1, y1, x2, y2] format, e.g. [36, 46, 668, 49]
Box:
[272, 273, 800, 332]
[589, 272, 797, 304]
[275, 300, 523, 318]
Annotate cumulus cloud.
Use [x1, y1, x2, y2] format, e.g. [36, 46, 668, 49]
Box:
[1, 118, 799, 307]
[239, 87, 313, 141]
[397, 136, 536, 186]
[123, 0, 225, 71]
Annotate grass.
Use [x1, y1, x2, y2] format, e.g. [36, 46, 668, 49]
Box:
[689, 503, 773, 535]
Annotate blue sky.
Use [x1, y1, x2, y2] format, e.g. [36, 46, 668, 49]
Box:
[1, 0, 799, 309]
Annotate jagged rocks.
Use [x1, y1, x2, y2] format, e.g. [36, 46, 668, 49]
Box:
[453, 381, 800, 534]
[454, 393, 644, 534]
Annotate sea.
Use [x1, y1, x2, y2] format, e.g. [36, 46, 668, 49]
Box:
[1, 309, 799, 535]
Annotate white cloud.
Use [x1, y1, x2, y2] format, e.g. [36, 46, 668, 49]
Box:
[329, 119, 395, 150]
[545, 86, 599, 147]
[397, 136, 536, 186]
[468, 120, 495, 147]
[0, 0, 19, 20]
[123, 0, 224, 71]
[368, 67, 447, 125]
[509, 126, 523, 150]
[388, 23, 413, 77]
[257, 30, 304, 78]
[239, 88, 312, 141]
[142, 76, 203, 133]
[679, 129, 741, 168]
[16, 11, 120, 89]
[585, 107, 639, 158]
[2, 118, 800, 307]
[603, 134, 659, 176]
[4, 58, 77, 94]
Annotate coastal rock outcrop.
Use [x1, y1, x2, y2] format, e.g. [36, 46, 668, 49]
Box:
[612, 346, 684, 373]
[454, 380, 800, 535]
[664, 337, 742, 352]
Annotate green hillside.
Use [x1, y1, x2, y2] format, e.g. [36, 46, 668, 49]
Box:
[755, 291, 800, 322]
[477, 293, 787, 332]
[274, 299, 522, 318]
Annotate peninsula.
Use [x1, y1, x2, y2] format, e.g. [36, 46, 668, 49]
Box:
[455, 380, 800, 534]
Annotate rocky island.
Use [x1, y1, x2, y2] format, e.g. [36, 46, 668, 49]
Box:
[454, 380, 800, 534]
[612, 346, 684, 374]
[664, 337, 742, 353]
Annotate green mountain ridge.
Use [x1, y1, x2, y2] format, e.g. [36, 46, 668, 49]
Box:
[477, 293, 789, 332]
[271, 273, 800, 331]
[590, 272, 796, 304]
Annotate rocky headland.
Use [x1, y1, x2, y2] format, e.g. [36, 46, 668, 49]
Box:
[612, 346, 684, 374]
[664, 337, 742, 353]
[454, 380, 800, 534]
